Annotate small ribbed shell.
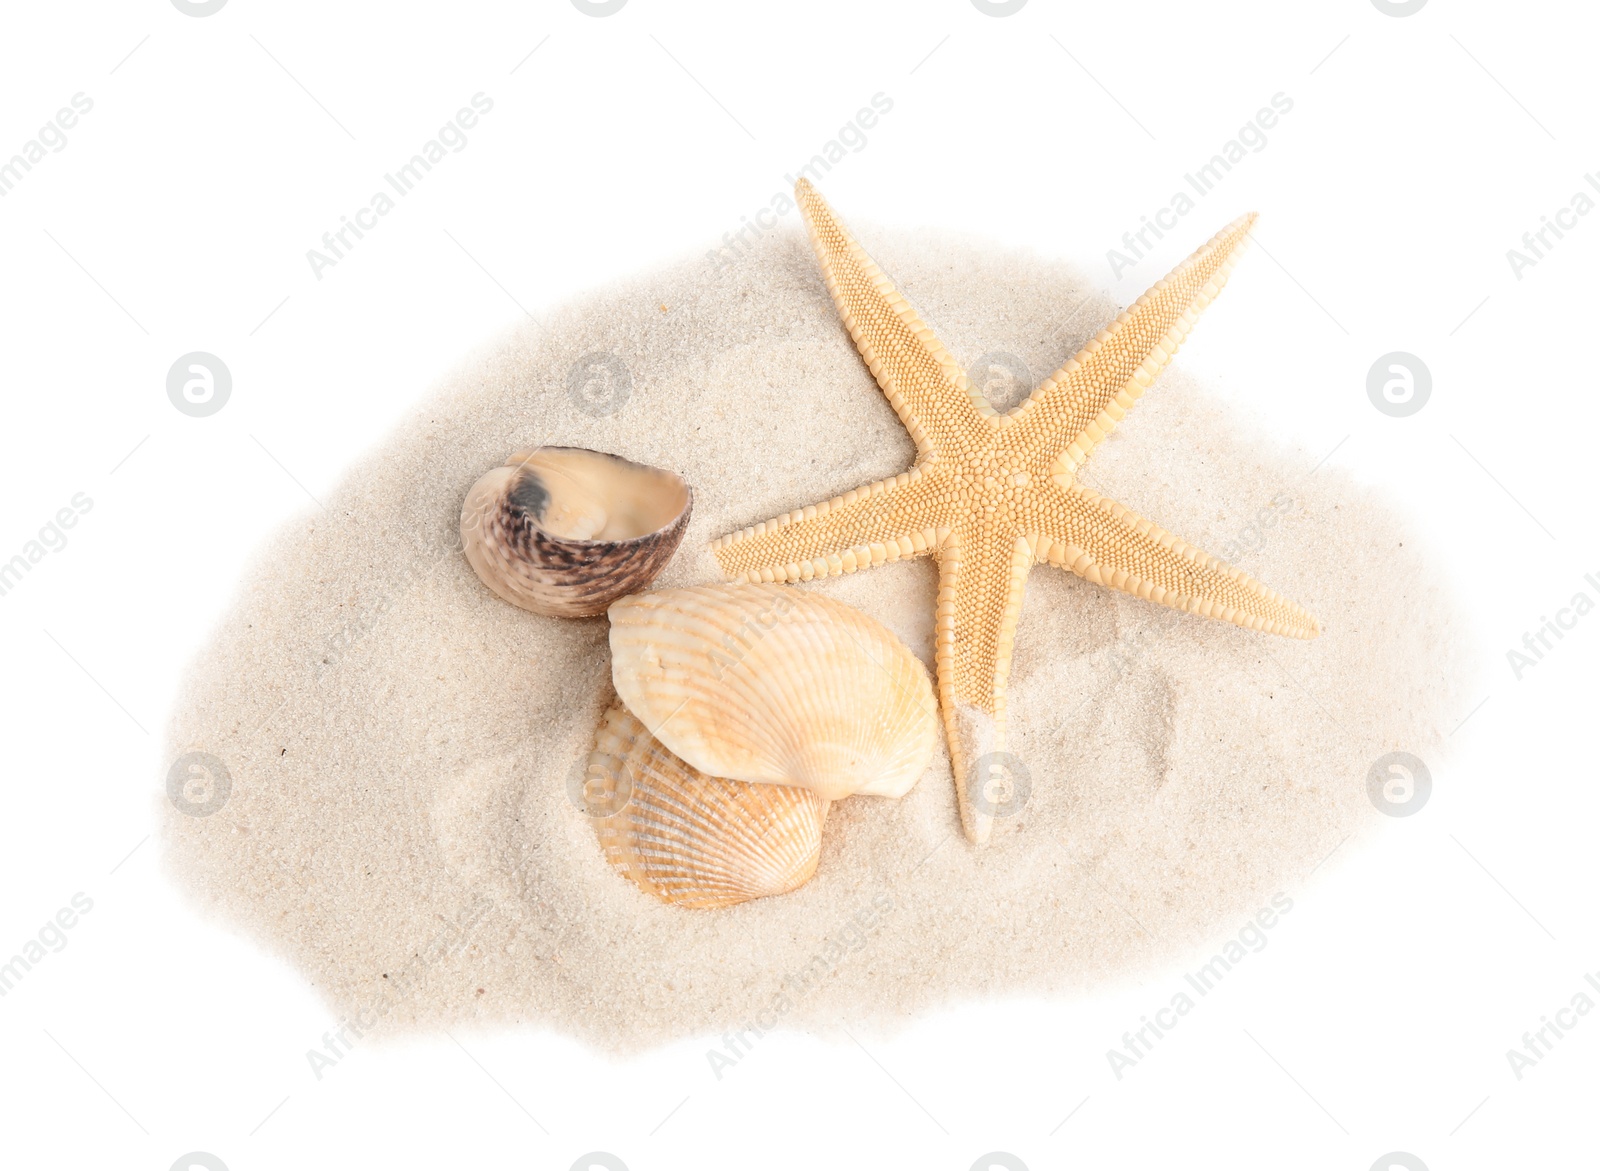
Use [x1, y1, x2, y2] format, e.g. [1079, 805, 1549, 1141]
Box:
[608, 584, 937, 801]
[587, 703, 827, 909]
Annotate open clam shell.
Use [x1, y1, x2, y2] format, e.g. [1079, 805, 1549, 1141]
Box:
[461, 447, 692, 618]
[608, 584, 937, 801]
[587, 702, 827, 909]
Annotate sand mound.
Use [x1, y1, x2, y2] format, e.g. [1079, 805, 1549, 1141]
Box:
[163, 223, 1468, 1051]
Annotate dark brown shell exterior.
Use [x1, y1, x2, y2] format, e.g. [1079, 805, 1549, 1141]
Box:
[461, 447, 692, 618]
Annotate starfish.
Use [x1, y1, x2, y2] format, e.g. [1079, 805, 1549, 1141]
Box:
[711, 180, 1319, 845]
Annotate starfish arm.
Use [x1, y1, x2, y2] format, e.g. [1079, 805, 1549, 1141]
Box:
[711, 469, 944, 583]
[795, 178, 986, 457]
[1014, 213, 1257, 480]
[1030, 483, 1320, 639]
[934, 528, 1035, 846]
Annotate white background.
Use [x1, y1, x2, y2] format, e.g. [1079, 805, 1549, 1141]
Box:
[0, 1, 1595, 1168]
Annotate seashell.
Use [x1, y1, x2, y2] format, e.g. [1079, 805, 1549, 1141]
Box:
[461, 446, 692, 618]
[608, 584, 936, 801]
[586, 702, 827, 909]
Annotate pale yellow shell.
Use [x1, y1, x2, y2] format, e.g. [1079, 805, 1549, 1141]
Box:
[607, 584, 937, 801]
[586, 703, 827, 909]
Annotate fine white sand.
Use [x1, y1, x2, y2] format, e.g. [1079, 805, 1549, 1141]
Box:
[162, 220, 1469, 1052]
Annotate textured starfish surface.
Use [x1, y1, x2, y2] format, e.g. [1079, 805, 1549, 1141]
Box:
[712, 180, 1319, 845]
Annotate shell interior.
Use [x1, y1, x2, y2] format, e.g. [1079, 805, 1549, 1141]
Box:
[507, 447, 690, 543]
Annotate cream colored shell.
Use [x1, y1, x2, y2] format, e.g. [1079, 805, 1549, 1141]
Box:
[586, 703, 827, 909]
[607, 584, 937, 801]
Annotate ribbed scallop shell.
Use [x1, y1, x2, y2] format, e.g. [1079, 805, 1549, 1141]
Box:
[608, 584, 937, 801]
[587, 703, 827, 909]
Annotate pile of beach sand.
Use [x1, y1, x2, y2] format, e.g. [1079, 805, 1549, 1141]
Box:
[163, 220, 1468, 1051]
